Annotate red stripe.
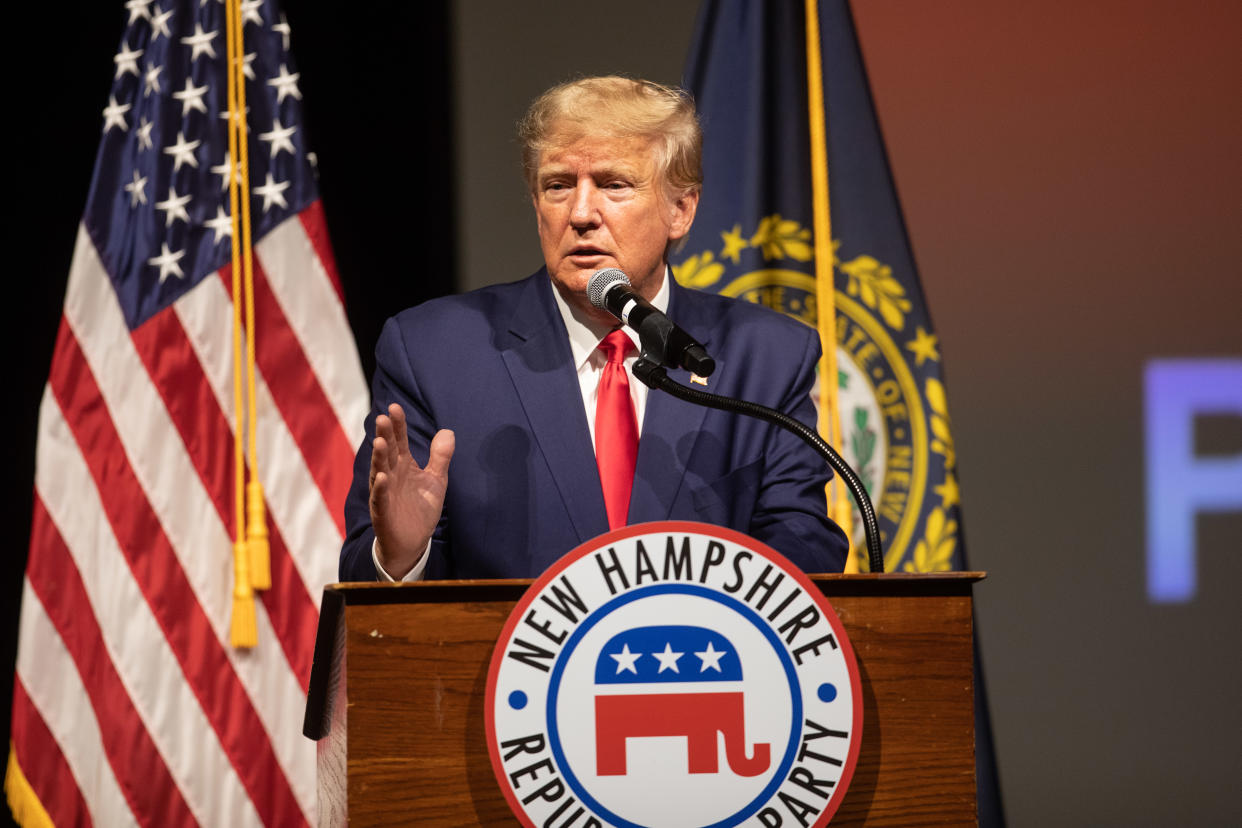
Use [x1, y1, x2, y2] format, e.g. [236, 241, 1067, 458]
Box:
[48, 322, 308, 828]
[130, 304, 237, 533]
[26, 497, 196, 828]
[217, 261, 354, 535]
[131, 303, 318, 686]
[263, 519, 316, 689]
[298, 201, 346, 305]
[10, 676, 94, 828]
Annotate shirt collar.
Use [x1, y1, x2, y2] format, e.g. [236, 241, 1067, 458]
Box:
[552, 268, 671, 370]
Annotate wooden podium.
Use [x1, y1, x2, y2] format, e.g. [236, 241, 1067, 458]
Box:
[304, 573, 982, 826]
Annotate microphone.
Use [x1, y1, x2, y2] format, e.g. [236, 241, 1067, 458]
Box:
[586, 269, 716, 377]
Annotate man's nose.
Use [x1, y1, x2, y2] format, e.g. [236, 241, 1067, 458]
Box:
[569, 183, 600, 228]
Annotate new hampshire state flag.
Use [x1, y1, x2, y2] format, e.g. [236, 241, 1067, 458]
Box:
[672, 1, 1003, 820]
[675, 0, 961, 576]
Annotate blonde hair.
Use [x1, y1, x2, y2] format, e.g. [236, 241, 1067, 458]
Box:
[518, 76, 703, 197]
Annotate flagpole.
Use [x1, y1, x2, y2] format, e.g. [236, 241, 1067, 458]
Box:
[804, 0, 858, 570]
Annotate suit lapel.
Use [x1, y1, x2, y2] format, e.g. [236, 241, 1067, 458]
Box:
[501, 273, 610, 543]
[629, 281, 715, 523]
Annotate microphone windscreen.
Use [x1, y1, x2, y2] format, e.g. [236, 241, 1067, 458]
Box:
[586, 268, 630, 310]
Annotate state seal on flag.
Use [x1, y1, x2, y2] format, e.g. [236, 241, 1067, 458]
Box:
[486, 522, 862, 827]
[675, 226, 939, 573]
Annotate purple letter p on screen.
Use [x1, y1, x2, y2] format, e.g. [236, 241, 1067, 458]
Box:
[1145, 359, 1242, 603]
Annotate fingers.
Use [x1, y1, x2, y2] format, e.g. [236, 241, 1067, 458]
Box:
[369, 470, 388, 516]
[388, 403, 411, 459]
[373, 411, 395, 473]
[372, 403, 409, 475]
[372, 405, 447, 481]
[369, 434, 388, 489]
[425, 429, 455, 479]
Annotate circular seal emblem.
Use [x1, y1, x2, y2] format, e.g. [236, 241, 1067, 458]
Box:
[486, 521, 862, 827]
[717, 269, 927, 572]
[675, 217, 965, 575]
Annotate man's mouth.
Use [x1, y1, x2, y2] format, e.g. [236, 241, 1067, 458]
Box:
[568, 246, 608, 259]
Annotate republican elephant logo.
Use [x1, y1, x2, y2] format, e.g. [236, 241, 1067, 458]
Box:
[486, 525, 863, 828]
[592, 625, 770, 777]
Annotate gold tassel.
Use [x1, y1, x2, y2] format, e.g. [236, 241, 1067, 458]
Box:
[230, 540, 257, 648]
[246, 480, 271, 590]
[225, 0, 258, 649]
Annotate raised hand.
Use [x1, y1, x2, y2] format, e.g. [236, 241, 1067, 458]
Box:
[368, 403, 455, 579]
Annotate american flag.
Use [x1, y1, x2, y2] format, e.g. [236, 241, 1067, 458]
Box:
[6, 1, 365, 825]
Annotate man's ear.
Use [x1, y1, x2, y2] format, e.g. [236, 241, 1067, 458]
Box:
[667, 187, 701, 241]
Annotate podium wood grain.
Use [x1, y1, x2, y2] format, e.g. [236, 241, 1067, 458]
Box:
[306, 574, 980, 826]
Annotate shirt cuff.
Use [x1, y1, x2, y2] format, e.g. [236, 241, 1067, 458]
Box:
[372, 536, 430, 582]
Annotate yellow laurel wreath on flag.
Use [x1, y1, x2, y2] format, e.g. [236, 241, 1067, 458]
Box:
[673, 250, 725, 288]
[905, 505, 957, 572]
[926, 377, 957, 470]
[839, 254, 911, 331]
[750, 214, 814, 261]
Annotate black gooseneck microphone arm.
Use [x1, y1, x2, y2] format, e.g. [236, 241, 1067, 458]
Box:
[632, 356, 885, 574]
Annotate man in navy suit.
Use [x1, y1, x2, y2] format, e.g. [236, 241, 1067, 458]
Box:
[340, 77, 848, 582]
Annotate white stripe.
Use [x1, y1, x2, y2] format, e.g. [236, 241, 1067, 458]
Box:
[34, 387, 263, 828]
[61, 225, 316, 822]
[15, 579, 136, 828]
[256, 213, 368, 445]
[174, 270, 344, 595]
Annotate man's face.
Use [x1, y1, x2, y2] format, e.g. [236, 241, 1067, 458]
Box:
[533, 132, 698, 320]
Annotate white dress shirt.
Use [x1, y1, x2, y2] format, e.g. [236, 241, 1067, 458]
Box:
[373, 270, 670, 581]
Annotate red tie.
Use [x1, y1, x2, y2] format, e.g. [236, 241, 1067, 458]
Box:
[595, 330, 638, 530]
